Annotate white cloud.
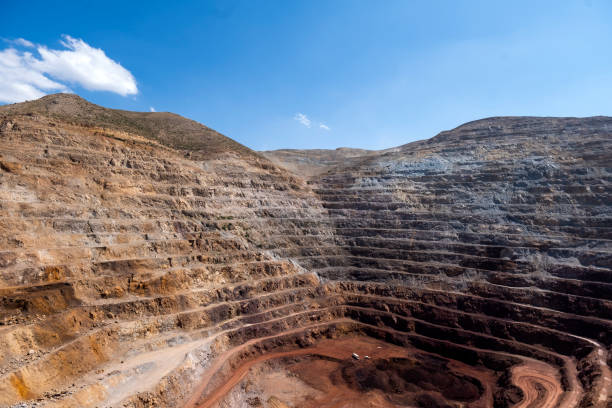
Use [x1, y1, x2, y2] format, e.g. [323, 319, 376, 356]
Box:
[294, 112, 311, 128]
[14, 38, 34, 48]
[34, 36, 137, 96]
[149, 106, 156, 112]
[0, 35, 138, 104]
[294, 113, 331, 131]
[0, 48, 68, 103]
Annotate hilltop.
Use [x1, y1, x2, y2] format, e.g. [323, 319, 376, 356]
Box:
[0, 93, 256, 158]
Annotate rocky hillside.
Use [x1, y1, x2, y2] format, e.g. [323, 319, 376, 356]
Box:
[0, 94, 254, 157]
[266, 116, 612, 407]
[261, 147, 375, 177]
[0, 95, 610, 408]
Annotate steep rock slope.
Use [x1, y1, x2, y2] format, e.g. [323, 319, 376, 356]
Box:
[264, 117, 612, 408]
[0, 95, 610, 408]
[0, 95, 338, 407]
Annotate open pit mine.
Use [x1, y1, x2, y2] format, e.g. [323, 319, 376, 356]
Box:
[0, 94, 610, 408]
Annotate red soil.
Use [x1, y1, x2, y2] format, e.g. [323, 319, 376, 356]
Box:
[189, 336, 491, 408]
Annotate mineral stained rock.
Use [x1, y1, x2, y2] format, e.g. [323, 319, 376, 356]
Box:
[0, 94, 610, 408]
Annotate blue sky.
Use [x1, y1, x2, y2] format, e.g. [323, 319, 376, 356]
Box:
[1, 1, 611, 150]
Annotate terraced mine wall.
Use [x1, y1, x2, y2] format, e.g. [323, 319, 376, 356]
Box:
[0, 95, 610, 408]
[267, 117, 612, 408]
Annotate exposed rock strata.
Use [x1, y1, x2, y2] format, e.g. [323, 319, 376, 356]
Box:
[0, 95, 610, 408]
[264, 116, 612, 408]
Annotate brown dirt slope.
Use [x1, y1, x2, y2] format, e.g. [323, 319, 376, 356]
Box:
[261, 148, 375, 178]
[0, 93, 256, 158]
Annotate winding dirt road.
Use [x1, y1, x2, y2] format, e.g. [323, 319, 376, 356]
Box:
[511, 362, 563, 408]
[183, 320, 355, 408]
[186, 330, 495, 408]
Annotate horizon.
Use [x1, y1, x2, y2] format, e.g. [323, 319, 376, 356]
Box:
[2, 1, 612, 150]
[9, 91, 611, 153]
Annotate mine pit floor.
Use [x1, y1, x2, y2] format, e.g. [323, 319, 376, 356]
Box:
[194, 336, 499, 408]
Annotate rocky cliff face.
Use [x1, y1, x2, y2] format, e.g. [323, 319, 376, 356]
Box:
[0, 95, 610, 408]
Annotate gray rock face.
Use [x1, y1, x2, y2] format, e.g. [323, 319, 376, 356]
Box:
[265, 115, 612, 407]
